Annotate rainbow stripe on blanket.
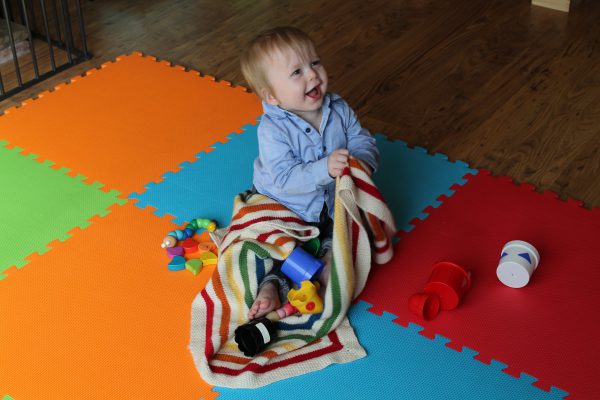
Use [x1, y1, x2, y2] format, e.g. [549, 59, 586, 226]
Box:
[189, 158, 397, 388]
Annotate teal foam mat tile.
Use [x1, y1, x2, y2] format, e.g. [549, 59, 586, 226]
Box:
[130, 130, 477, 234]
[372, 134, 477, 233]
[213, 301, 566, 400]
[129, 124, 259, 227]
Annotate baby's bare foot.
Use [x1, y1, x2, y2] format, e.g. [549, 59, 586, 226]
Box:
[248, 281, 281, 320]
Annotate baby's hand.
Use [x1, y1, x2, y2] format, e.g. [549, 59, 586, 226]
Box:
[328, 149, 349, 178]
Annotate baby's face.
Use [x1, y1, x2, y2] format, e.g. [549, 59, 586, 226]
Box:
[262, 45, 328, 116]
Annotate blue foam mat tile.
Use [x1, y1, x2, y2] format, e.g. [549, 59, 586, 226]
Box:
[129, 130, 478, 232]
[372, 133, 478, 233]
[213, 301, 565, 400]
[129, 124, 259, 227]
[548, 387, 570, 399]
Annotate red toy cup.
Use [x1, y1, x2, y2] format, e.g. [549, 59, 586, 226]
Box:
[423, 261, 471, 310]
[408, 292, 441, 320]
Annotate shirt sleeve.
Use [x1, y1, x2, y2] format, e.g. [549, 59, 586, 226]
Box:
[256, 118, 333, 195]
[339, 99, 379, 172]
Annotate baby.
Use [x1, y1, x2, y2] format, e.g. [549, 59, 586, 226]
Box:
[240, 26, 379, 320]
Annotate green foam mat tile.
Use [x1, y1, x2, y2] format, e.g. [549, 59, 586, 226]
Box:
[0, 142, 126, 279]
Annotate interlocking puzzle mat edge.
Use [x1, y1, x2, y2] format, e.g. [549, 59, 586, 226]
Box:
[1, 51, 250, 116]
[373, 132, 478, 234]
[0, 141, 127, 280]
[129, 128, 479, 233]
[129, 122, 260, 227]
[213, 301, 567, 400]
[0, 50, 260, 280]
[360, 169, 600, 399]
[0, 51, 261, 198]
[0, 51, 592, 398]
[0, 202, 218, 400]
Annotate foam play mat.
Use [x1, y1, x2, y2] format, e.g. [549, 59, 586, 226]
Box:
[1, 52, 598, 399]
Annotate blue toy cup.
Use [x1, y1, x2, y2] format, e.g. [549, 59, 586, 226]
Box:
[281, 247, 325, 285]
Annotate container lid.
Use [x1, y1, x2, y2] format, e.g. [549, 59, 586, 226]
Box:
[431, 261, 472, 289]
[501, 240, 540, 269]
[408, 292, 441, 320]
[497, 261, 531, 288]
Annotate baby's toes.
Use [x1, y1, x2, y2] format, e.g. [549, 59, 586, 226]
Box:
[248, 301, 262, 319]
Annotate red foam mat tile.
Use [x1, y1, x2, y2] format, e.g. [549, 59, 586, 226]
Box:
[358, 171, 600, 398]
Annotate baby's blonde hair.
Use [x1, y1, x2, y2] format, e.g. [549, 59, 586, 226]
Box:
[240, 26, 316, 97]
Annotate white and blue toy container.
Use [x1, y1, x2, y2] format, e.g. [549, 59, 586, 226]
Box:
[497, 240, 540, 288]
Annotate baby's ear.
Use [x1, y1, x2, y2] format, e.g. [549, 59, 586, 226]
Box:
[262, 89, 279, 106]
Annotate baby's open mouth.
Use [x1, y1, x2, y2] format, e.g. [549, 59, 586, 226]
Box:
[306, 85, 321, 99]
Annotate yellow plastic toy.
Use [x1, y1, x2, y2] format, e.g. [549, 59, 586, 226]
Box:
[287, 280, 323, 314]
[200, 251, 218, 266]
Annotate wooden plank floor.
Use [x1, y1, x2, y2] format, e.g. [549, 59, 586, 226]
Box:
[1, 0, 598, 207]
[0, 39, 72, 92]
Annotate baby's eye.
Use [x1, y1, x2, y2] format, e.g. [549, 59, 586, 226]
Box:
[311, 60, 321, 67]
[291, 69, 301, 77]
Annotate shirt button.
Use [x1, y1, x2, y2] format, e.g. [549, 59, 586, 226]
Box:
[305, 128, 311, 133]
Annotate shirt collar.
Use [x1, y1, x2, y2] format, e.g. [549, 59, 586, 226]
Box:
[262, 92, 332, 120]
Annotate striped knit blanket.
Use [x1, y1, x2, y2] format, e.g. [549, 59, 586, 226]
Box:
[189, 158, 396, 388]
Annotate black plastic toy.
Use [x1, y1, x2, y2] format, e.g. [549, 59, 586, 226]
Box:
[234, 317, 277, 357]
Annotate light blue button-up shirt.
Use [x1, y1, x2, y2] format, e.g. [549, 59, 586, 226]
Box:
[253, 92, 379, 222]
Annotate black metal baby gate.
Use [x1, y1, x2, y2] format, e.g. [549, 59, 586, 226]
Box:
[0, 0, 90, 100]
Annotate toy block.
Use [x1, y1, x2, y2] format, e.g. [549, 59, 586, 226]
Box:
[182, 238, 199, 254]
[185, 259, 203, 276]
[200, 251, 218, 266]
[166, 246, 184, 259]
[168, 256, 186, 271]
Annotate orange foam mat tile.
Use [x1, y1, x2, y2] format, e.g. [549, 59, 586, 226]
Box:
[0, 52, 262, 196]
[0, 202, 217, 400]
